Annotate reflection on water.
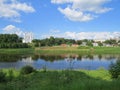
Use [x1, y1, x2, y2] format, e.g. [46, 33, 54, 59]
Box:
[0, 54, 120, 70]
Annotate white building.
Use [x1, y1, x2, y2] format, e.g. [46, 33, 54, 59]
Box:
[94, 39, 105, 42]
[23, 32, 33, 43]
[92, 43, 98, 46]
[81, 42, 87, 46]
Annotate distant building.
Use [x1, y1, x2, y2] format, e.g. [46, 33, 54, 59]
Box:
[103, 43, 113, 47]
[61, 44, 69, 47]
[81, 42, 87, 46]
[92, 43, 98, 47]
[72, 44, 79, 47]
[114, 37, 120, 42]
[22, 32, 33, 43]
[94, 39, 105, 42]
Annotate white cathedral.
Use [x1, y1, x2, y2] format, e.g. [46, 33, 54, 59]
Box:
[22, 32, 33, 43]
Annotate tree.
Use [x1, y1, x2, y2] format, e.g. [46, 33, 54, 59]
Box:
[98, 42, 103, 46]
[0, 34, 29, 48]
[32, 39, 41, 47]
[104, 39, 117, 45]
[76, 40, 82, 45]
[109, 60, 120, 78]
[86, 41, 93, 47]
[32, 37, 76, 47]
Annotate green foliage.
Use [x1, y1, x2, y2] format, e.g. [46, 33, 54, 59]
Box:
[0, 70, 6, 82]
[98, 42, 103, 46]
[7, 69, 14, 81]
[0, 34, 29, 48]
[86, 41, 93, 46]
[32, 37, 76, 47]
[32, 36, 120, 48]
[76, 40, 82, 45]
[0, 43, 29, 48]
[0, 69, 120, 90]
[0, 34, 22, 43]
[104, 39, 117, 45]
[0, 48, 34, 55]
[60, 70, 73, 84]
[109, 61, 120, 78]
[20, 65, 36, 75]
[42, 65, 47, 72]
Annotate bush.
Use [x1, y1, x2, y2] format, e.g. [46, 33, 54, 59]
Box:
[109, 61, 120, 78]
[0, 70, 6, 82]
[7, 69, 14, 81]
[59, 70, 73, 84]
[42, 65, 47, 72]
[20, 65, 35, 75]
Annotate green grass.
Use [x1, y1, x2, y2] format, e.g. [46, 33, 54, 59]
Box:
[93, 47, 120, 54]
[0, 48, 34, 55]
[0, 69, 120, 90]
[35, 46, 120, 55]
[35, 46, 91, 55]
[0, 46, 120, 55]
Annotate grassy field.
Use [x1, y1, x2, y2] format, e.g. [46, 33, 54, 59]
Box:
[0, 46, 120, 55]
[0, 48, 34, 55]
[35, 46, 120, 55]
[0, 68, 120, 90]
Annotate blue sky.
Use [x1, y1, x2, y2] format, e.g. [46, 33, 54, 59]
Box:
[0, 0, 120, 40]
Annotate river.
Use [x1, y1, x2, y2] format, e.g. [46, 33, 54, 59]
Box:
[0, 54, 119, 70]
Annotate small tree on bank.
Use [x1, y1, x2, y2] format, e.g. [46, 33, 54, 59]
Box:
[109, 60, 120, 78]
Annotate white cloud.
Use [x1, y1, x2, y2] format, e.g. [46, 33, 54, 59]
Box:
[58, 7, 94, 22]
[2, 25, 34, 40]
[0, 0, 35, 22]
[42, 31, 120, 41]
[2, 25, 34, 43]
[3, 25, 23, 36]
[51, 0, 112, 22]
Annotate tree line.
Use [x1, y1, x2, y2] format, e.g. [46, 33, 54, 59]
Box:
[0, 34, 119, 48]
[0, 34, 29, 48]
[32, 36, 76, 47]
[32, 36, 120, 47]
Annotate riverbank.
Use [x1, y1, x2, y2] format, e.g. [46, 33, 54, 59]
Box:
[0, 48, 34, 55]
[0, 46, 120, 55]
[35, 46, 120, 55]
[0, 68, 120, 90]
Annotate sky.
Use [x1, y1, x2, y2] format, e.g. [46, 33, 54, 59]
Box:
[0, 0, 120, 40]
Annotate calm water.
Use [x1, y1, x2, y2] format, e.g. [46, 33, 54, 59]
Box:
[0, 54, 119, 70]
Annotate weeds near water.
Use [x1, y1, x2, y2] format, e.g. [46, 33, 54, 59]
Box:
[7, 69, 14, 81]
[42, 65, 47, 72]
[109, 60, 120, 78]
[20, 65, 36, 75]
[0, 66, 120, 90]
[59, 70, 73, 84]
[0, 70, 6, 82]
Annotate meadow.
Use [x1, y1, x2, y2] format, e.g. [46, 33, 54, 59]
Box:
[0, 48, 34, 55]
[0, 46, 120, 55]
[35, 46, 120, 55]
[0, 68, 120, 90]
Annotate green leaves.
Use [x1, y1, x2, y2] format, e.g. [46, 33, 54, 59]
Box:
[109, 61, 120, 78]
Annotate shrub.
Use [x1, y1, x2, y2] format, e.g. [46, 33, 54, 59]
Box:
[59, 70, 73, 84]
[109, 61, 120, 78]
[42, 65, 47, 72]
[0, 70, 6, 82]
[20, 65, 35, 75]
[7, 69, 14, 81]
